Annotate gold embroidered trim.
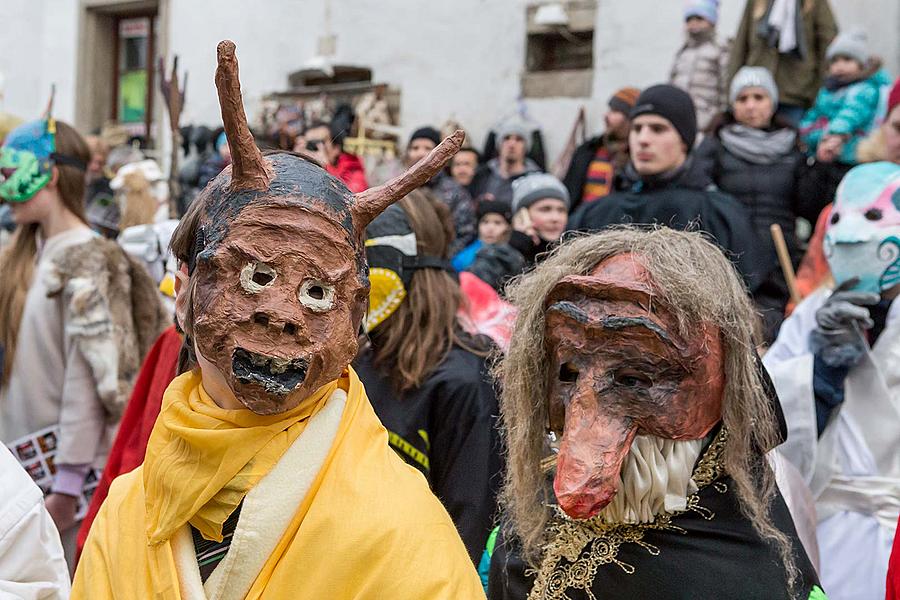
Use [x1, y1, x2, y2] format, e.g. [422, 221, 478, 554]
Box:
[528, 428, 729, 600]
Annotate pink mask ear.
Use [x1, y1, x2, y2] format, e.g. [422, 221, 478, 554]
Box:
[350, 130, 465, 236]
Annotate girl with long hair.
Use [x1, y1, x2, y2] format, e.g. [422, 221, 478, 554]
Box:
[356, 189, 502, 564]
[0, 117, 164, 561]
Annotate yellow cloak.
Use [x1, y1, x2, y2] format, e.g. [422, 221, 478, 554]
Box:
[73, 368, 484, 599]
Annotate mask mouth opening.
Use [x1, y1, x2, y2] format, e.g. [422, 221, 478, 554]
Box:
[232, 347, 308, 396]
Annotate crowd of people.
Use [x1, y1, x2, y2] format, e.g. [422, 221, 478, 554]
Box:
[1, 0, 900, 598]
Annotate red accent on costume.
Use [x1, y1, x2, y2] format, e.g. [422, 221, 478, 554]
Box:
[75, 325, 181, 560]
[888, 515, 900, 600]
[787, 204, 833, 315]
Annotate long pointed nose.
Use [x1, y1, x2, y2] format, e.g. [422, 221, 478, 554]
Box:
[554, 406, 637, 520]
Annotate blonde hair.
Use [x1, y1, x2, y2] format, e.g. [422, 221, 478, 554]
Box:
[497, 226, 796, 589]
[0, 121, 90, 384]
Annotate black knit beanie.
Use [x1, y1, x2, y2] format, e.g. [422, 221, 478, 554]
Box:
[408, 126, 441, 147]
[629, 84, 697, 149]
[477, 199, 512, 224]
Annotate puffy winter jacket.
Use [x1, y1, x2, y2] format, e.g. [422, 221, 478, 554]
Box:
[670, 31, 730, 133]
[800, 68, 892, 164]
[694, 125, 806, 259]
[695, 125, 807, 339]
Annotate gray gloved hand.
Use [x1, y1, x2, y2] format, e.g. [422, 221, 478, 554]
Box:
[809, 278, 879, 368]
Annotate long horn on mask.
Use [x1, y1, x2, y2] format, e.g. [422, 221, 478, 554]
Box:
[351, 129, 465, 234]
[215, 40, 270, 192]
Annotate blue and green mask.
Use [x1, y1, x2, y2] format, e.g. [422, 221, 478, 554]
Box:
[0, 118, 83, 203]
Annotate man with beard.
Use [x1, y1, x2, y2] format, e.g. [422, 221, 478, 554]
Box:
[488, 227, 821, 599]
[72, 41, 482, 599]
[563, 87, 639, 213]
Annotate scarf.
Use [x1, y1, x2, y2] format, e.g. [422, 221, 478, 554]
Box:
[72, 367, 484, 599]
[143, 369, 337, 544]
[686, 28, 716, 46]
[719, 124, 797, 165]
[758, 0, 807, 59]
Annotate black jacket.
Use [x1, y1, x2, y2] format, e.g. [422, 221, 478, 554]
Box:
[354, 343, 502, 565]
[693, 129, 808, 339]
[487, 469, 820, 600]
[694, 131, 806, 260]
[568, 159, 773, 294]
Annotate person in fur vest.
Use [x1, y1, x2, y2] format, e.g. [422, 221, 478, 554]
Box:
[670, 0, 730, 135]
[0, 116, 168, 566]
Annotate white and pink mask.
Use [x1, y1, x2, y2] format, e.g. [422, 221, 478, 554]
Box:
[824, 162, 900, 294]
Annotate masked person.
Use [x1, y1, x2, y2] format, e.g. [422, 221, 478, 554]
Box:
[72, 41, 482, 599]
[488, 227, 821, 599]
[355, 189, 500, 564]
[764, 162, 900, 600]
[0, 116, 166, 565]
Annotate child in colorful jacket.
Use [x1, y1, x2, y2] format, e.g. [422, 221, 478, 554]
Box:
[800, 29, 891, 165]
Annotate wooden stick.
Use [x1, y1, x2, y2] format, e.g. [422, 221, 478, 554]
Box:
[770, 223, 801, 306]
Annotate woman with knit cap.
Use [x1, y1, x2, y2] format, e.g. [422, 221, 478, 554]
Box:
[695, 66, 809, 340]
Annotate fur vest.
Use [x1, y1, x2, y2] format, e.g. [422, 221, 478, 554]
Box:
[44, 236, 169, 421]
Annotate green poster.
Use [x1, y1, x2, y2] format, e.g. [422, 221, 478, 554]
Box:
[119, 70, 147, 123]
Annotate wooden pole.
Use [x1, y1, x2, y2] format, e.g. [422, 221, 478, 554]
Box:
[159, 55, 186, 218]
[770, 223, 801, 306]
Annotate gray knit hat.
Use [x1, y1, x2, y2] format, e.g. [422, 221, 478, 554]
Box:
[511, 172, 570, 213]
[729, 66, 779, 106]
[826, 29, 869, 65]
[495, 121, 532, 152]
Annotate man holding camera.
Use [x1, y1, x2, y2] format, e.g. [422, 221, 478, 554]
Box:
[296, 121, 369, 192]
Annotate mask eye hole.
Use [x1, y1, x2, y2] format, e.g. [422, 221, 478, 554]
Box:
[559, 362, 579, 383]
[830, 212, 840, 225]
[298, 279, 335, 312]
[240, 262, 277, 294]
[613, 371, 653, 389]
[864, 208, 883, 221]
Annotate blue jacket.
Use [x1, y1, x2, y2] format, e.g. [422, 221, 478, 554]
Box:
[800, 68, 891, 164]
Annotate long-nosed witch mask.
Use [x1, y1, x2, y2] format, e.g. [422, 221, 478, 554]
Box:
[544, 253, 726, 520]
[182, 41, 462, 415]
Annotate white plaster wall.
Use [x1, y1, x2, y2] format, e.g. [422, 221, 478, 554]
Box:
[151, 0, 900, 168]
[0, 0, 80, 123]
[0, 0, 897, 169]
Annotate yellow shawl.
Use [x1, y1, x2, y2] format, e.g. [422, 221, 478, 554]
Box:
[73, 368, 484, 599]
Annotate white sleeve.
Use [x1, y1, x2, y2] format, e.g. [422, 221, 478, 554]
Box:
[763, 290, 829, 484]
[0, 447, 71, 600]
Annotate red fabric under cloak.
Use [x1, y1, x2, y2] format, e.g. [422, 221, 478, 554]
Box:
[75, 324, 181, 560]
[888, 516, 900, 599]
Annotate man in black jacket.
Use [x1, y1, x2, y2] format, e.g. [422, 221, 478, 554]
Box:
[563, 87, 639, 213]
[568, 84, 772, 295]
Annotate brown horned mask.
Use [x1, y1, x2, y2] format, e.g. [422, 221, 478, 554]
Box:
[181, 40, 463, 414]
